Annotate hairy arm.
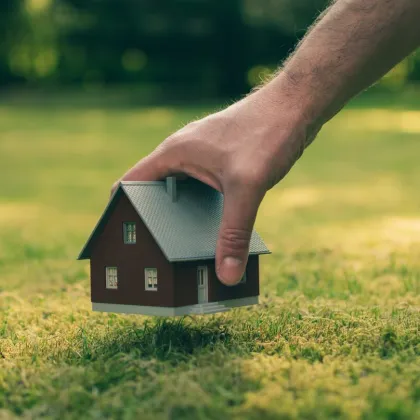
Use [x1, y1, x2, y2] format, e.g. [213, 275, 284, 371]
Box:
[114, 0, 420, 285]
[268, 0, 420, 132]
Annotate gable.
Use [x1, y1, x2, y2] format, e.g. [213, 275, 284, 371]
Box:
[78, 187, 165, 260]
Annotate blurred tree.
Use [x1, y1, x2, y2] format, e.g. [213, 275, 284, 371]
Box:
[0, 0, 26, 84]
[243, 0, 329, 36]
[0, 0, 418, 98]
[8, 0, 59, 83]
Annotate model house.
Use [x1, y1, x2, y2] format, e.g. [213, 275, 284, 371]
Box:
[78, 177, 270, 315]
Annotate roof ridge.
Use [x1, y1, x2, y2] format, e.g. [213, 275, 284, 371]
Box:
[121, 181, 164, 186]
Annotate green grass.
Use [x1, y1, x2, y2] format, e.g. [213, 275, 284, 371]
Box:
[0, 91, 419, 419]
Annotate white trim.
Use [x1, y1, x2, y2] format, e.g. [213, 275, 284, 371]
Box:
[163, 251, 271, 262]
[145, 267, 158, 291]
[121, 181, 164, 186]
[197, 265, 208, 303]
[92, 296, 259, 316]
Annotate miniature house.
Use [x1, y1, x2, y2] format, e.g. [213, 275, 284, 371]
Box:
[78, 177, 270, 315]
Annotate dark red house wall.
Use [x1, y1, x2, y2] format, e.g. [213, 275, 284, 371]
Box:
[90, 192, 175, 306]
[173, 261, 199, 307]
[173, 256, 259, 306]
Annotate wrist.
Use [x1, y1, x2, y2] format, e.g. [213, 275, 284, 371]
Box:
[250, 73, 324, 148]
[268, 71, 323, 123]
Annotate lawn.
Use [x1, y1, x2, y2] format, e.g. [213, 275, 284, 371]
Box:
[0, 91, 419, 419]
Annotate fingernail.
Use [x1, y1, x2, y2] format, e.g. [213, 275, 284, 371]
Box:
[218, 256, 243, 286]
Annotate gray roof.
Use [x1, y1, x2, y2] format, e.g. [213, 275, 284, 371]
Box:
[78, 179, 270, 262]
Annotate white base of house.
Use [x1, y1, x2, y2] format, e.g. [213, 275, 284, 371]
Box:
[92, 296, 259, 316]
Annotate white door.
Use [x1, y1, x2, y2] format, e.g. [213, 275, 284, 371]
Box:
[197, 266, 208, 303]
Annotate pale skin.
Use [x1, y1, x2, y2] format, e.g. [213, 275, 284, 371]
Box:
[113, 0, 420, 286]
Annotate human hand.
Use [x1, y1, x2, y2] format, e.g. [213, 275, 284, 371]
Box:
[112, 81, 317, 285]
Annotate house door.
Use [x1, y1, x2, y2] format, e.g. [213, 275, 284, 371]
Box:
[197, 266, 208, 303]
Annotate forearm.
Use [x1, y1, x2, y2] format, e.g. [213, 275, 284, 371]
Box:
[262, 0, 420, 132]
[117, 1, 420, 286]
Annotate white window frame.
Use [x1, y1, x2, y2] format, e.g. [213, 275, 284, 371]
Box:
[145, 268, 158, 291]
[106, 266, 118, 289]
[197, 266, 208, 303]
[197, 266, 205, 287]
[123, 222, 136, 244]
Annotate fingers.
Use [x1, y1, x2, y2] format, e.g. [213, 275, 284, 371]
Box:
[216, 183, 265, 286]
[110, 150, 171, 196]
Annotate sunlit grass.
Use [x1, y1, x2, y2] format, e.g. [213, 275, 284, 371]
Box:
[0, 92, 419, 419]
[344, 109, 420, 133]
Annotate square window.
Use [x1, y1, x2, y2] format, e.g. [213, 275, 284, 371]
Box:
[145, 268, 158, 291]
[123, 222, 136, 244]
[106, 267, 118, 289]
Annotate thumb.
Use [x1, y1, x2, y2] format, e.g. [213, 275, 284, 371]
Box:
[216, 184, 264, 286]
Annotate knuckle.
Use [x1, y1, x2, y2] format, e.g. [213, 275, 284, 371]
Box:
[227, 165, 266, 190]
[219, 227, 251, 254]
[160, 131, 191, 153]
[154, 137, 175, 154]
[155, 135, 187, 168]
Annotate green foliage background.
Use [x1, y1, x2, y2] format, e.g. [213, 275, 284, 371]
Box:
[2, 0, 419, 99]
